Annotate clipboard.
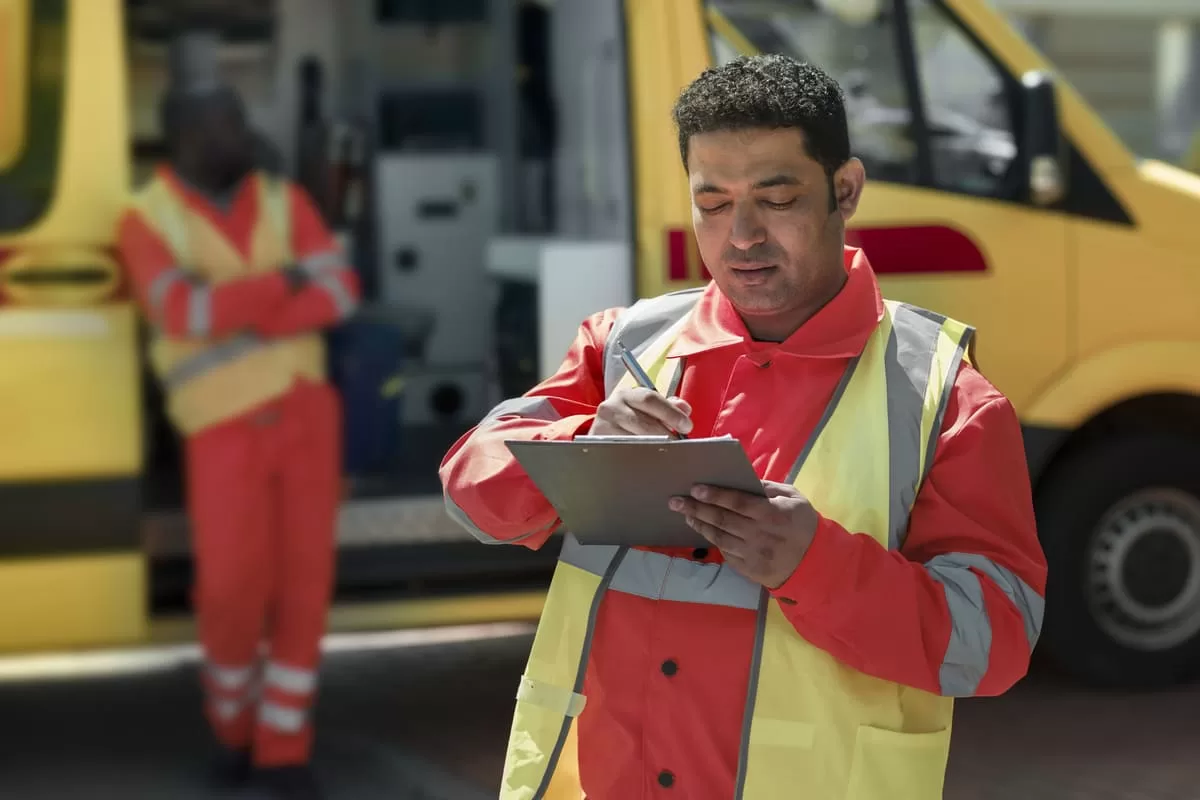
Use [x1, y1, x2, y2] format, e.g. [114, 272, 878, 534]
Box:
[505, 434, 765, 548]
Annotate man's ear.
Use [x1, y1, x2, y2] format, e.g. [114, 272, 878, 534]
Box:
[833, 157, 866, 220]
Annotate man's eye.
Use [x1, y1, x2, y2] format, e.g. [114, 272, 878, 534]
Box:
[764, 199, 796, 210]
[699, 203, 729, 214]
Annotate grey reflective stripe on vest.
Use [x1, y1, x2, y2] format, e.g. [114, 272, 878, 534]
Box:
[559, 535, 761, 610]
[926, 551, 1044, 696]
[886, 303, 960, 550]
[923, 316, 973, 485]
[162, 332, 265, 388]
[531, 546, 629, 800]
[734, 347, 861, 799]
[602, 289, 705, 396]
[443, 396, 566, 545]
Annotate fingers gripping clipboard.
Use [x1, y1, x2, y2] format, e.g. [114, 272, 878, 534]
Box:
[505, 435, 765, 548]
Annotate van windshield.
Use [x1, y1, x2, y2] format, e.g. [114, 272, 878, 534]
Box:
[0, 0, 67, 234]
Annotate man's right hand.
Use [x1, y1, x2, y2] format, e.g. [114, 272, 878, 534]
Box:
[592, 388, 694, 437]
[281, 264, 310, 293]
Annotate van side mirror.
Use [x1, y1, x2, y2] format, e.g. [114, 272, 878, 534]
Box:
[1021, 70, 1067, 207]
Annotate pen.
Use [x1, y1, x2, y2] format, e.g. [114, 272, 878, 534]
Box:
[615, 339, 687, 440]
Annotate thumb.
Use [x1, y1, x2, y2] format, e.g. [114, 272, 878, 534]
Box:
[762, 480, 798, 498]
[667, 397, 692, 416]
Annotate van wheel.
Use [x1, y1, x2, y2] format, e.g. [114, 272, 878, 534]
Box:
[1038, 434, 1200, 688]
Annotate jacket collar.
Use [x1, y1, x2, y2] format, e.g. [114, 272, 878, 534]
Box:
[667, 246, 886, 360]
[156, 164, 250, 212]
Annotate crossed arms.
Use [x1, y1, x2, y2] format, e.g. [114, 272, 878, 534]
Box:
[117, 183, 360, 340]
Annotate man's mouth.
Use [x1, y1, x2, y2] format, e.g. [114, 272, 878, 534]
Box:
[729, 264, 778, 280]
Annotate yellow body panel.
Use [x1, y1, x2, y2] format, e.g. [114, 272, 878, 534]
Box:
[0, 0, 140, 482]
[0, 0, 129, 247]
[0, 0, 29, 170]
[0, 553, 146, 653]
[0, 303, 142, 480]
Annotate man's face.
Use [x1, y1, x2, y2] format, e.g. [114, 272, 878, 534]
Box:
[193, 95, 254, 188]
[687, 127, 863, 335]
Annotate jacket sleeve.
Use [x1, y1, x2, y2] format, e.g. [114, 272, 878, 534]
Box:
[770, 363, 1047, 697]
[254, 184, 361, 338]
[438, 308, 622, 548]
[117, 208, 291, 338]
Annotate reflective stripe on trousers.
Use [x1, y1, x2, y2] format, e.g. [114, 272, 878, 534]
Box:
[202, 657, 258, 723]
[259, 660, 319, 735]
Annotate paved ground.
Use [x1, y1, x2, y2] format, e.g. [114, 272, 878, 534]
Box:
[1, 626, 1199, 799]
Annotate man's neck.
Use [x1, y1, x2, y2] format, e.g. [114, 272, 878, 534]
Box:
[170, 161, 240, 211]
[743, 270, 848, 343]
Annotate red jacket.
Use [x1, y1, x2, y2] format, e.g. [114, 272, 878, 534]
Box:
[117, 166, 360, 342]
[440, 247, 1047, 798]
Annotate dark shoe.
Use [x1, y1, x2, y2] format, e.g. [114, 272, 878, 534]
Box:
[255, 765, 325, 800]
[207, 746, 253, 790]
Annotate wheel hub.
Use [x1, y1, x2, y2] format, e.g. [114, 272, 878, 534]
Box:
[1087, 489, 1200, 652]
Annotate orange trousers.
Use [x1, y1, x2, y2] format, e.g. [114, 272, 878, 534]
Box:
[185, 379, 341, 767]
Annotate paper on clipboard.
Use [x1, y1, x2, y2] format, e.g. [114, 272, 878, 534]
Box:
[505, 434, 764, 548]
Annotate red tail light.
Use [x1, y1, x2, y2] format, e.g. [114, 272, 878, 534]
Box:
[665, 227, 711, 283]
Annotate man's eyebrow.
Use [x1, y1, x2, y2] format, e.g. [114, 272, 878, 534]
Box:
[693, 182, 726, 195]
[754, 174, 802, 189]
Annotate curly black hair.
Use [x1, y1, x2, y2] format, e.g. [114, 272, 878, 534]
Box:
[672, 54, 850, 180]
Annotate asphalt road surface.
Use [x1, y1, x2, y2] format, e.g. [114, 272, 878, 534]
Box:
[1, 623, 1198, 799]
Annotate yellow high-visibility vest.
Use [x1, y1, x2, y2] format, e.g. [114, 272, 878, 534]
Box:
[501, 288, 974, 800]
[129, 171, 326, 435]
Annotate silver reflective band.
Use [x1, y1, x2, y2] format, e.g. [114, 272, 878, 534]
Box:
[264, 661, 317, 695]
[315, 272, 358, 319]
[163, 333, 264, 388]
[884, 303, 942, 551]
[941, 551, 1044, 649]
[925, 551, 1044, 696]
[205, 661, 254, 692]
[210, 697, 247, 722]
[148, 269, 185, 322]
[929, 564, 990, 697]
[480, 395, 563, 426]
[299, 250, 344, 275]
[602, 289, 705, 396]
[559, 535, 760, 611]
[187, 286, 212, 337]
[260, 702, 307, 734]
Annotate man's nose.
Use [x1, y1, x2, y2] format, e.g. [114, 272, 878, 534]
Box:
[729, 203, 767, 250]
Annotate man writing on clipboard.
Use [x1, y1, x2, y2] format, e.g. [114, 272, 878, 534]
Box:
[440, 55, 1046, 799]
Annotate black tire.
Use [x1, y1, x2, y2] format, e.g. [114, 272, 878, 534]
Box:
[1037, 433, 1200, 689]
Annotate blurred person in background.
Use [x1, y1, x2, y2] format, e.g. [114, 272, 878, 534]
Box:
[116, 32, 359, 800]
[441, 55, 1046, 799]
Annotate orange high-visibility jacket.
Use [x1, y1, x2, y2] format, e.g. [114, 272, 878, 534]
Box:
[118, 166, 360, 435]
[441, 248, 1047, 799]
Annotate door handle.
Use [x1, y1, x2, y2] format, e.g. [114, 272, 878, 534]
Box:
[395, 247, 420, 273]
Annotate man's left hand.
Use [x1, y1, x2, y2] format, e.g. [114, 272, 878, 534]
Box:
[669, 481, 819, 589]
[281, 264, 310, 293]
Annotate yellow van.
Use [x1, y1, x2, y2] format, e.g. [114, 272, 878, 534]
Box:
[628, 0, 1200, 690]
[4, 0, 1200, 691]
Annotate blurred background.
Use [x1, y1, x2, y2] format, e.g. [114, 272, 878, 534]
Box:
[3, 0, 1200, 796]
